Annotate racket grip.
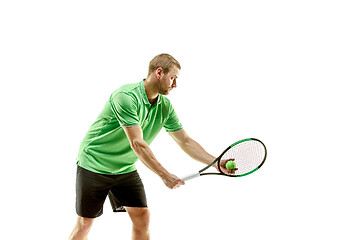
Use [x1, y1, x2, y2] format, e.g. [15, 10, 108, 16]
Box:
[182, 172, 200, 181]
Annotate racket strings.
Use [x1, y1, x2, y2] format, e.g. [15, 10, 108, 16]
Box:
[221, 141, 265, 175]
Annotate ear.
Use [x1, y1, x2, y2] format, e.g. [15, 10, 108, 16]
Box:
[155, 67, 163, 79]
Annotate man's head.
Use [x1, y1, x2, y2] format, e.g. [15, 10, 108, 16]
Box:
[148, 54, 181, 95]
[147, 53, 181, 77]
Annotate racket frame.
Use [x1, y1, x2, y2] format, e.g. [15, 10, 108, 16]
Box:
[182, 138, 267, 181]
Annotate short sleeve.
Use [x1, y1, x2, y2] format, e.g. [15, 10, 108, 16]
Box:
[164, 104, 183, 132]
[109, 92, 140, 127]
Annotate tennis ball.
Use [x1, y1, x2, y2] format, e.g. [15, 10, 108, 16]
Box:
[226, 160, 236, 170]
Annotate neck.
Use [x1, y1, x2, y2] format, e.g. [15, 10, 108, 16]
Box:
[143, 78, 159, 105]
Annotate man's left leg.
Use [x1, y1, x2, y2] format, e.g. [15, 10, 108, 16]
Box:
[125, 207, 150, 240]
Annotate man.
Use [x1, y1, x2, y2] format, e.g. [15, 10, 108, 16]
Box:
[69, 54, 230, 240]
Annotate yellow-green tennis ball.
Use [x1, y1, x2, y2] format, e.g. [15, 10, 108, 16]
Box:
[226, 161, 236, 170]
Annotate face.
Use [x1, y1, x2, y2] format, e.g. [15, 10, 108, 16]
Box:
[157, 66, 180, 95]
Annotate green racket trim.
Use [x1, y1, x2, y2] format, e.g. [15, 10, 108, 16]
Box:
[236, 167, 259, 177]
[231, 138, 253, 147]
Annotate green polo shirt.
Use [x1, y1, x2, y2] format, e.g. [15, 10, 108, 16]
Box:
[77, 80, 183, 174]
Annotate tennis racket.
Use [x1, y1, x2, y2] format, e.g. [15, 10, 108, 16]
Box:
[182, 138, 267, 181]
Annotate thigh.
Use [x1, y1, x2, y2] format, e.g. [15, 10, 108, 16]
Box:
[125, 206, 150, 224]
[109, 171, 148, 212]
[76, 165, 112, 218]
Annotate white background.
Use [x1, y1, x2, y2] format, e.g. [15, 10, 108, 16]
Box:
[1, 0, 359, 239]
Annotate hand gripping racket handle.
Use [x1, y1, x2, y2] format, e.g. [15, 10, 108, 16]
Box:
[182, 172, 200, 181]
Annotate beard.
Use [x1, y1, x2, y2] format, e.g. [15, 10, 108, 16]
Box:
[159, 88, 171, 95]
[156, 80, 171, 95]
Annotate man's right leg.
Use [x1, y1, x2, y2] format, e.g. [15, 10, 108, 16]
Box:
[68, 216, 94, 240]
[71, 166, 112, 239]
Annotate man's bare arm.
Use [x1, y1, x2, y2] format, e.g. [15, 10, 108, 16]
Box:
[123, 126, 184, 189]
[168, 129, 218, 170]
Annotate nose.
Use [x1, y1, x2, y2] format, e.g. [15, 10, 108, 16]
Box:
[172, 79, 177, 88]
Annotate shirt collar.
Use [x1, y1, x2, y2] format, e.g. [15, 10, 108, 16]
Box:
[139, 80, 162, 106]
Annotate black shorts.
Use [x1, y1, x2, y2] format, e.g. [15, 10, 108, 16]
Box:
[76, 165, 147, 218]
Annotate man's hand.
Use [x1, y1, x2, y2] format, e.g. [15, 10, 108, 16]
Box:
[161, 173, 185, 189]
[215, 159, 238, 175]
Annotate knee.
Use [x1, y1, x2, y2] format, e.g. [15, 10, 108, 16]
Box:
[77, 216, 94, 231]
[133, 209, 150, 229]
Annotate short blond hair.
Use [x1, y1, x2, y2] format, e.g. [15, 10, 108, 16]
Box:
[148, 53, 181, 76]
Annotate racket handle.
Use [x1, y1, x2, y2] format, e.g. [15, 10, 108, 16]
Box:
[182, 172, 200, 181]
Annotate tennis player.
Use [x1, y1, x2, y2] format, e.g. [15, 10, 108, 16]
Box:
[68, 54, 228, 240]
